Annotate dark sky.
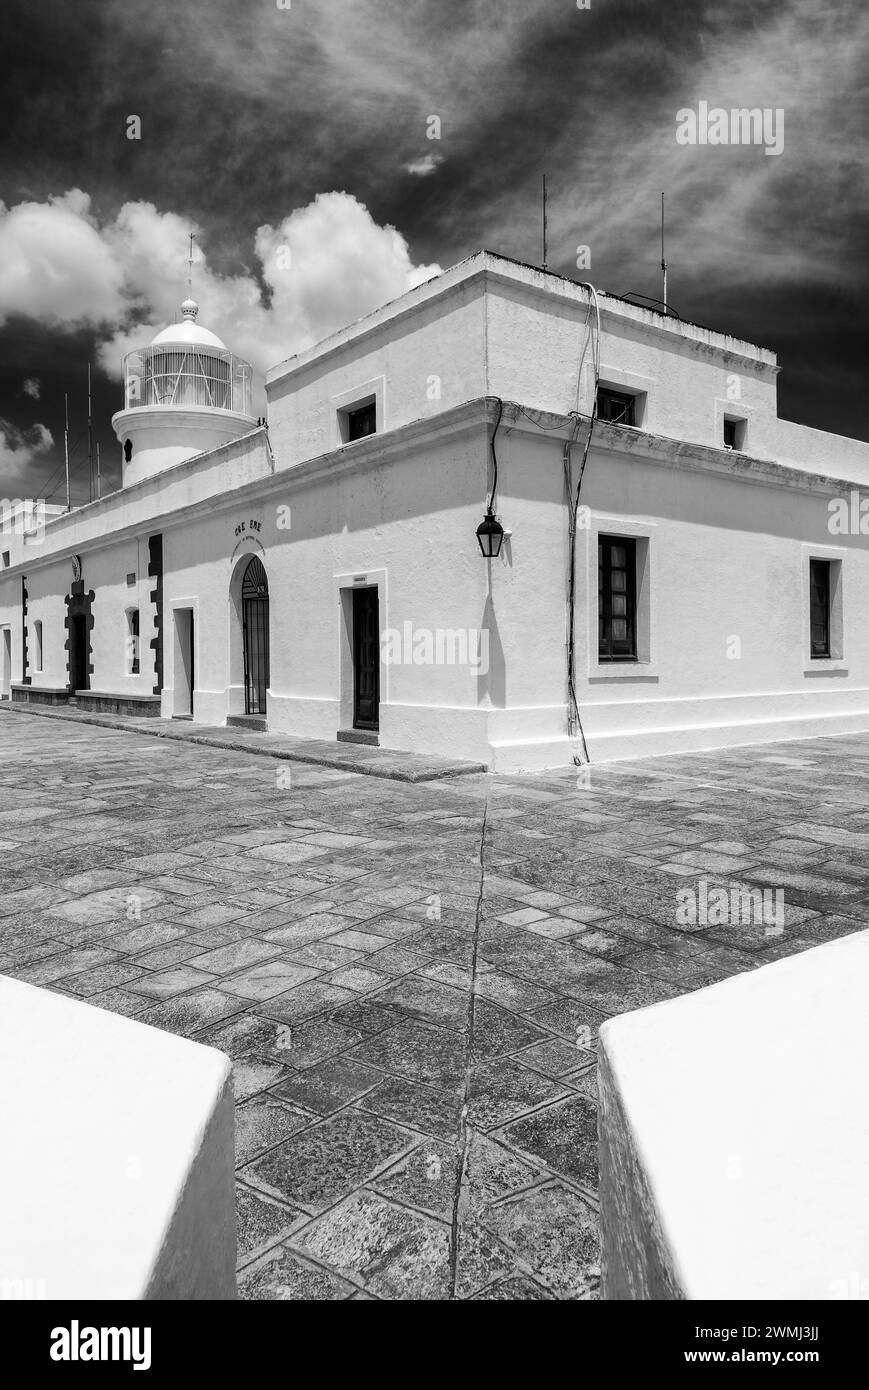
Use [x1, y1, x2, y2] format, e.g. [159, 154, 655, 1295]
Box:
[1, 0, 867, 502]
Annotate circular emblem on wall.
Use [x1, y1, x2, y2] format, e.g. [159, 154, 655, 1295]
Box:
[71, 554, 82, 582]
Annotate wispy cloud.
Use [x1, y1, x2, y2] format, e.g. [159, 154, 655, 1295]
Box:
[405, 154, 443, 178]
[465, 0, 869, 296]
[0, 417, 54, 486]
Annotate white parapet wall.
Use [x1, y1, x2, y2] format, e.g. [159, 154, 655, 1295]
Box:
[0, 976, 236, 1300]
[598, 932, 869, 1300]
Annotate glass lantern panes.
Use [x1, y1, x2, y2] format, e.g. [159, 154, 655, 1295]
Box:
[122, 347, 252, 416]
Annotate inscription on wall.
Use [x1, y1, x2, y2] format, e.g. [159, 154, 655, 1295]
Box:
[230, 517, 265, 562]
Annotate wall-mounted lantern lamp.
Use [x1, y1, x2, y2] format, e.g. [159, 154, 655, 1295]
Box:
[477, 397, 507, 558]
[476, 511, 505, 559]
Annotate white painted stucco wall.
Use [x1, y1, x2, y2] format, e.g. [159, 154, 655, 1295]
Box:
[4, 395, 869, 767]
[113, 405, 257, 488]
[598, 932, 869, 1300]
[0, 976, 235, 1300]
[266, 278, 488, 468]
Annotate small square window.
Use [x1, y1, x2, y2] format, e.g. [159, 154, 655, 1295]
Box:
[346, 401, 376, 441]
[596, 388, 636, 427]
[1, 551, 9, 568]
[723, 416, 747, 450]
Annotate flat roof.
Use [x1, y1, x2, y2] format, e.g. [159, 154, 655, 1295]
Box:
[266, 248, 778, 387]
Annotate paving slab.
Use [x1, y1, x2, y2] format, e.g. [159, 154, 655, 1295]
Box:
[0, 702, 485, 783]
[1, 714, 868, 1298]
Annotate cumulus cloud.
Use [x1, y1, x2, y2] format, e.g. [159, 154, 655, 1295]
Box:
[0, 189, 440, 392]
[0, 418, 54, 484]
[0, 190, 124, 327]
[405, 154, 443, 177]
[21, 377, 41, 399]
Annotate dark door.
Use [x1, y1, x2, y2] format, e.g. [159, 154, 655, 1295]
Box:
[70, 614, 88, 692]
[174, 608, 194, 716]
[242, 557, 270, 715]
[352, 587, 380, 730]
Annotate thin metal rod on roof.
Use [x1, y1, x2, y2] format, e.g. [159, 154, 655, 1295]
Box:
[661, 192, 668, 310]
[87, 363, 94, 504]
[64, 394, 71, 512]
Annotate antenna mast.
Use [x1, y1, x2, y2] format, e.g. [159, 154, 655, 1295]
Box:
[542, 174, 548, 271]
[661, 191, 668, 310]
[87, 363, 94, 503]
[187, 231, 195, 294]
[64, 394, 71, 512]
[96, 441, 101, 500]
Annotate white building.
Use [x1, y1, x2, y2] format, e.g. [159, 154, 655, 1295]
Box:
[2, 251, 869, 770]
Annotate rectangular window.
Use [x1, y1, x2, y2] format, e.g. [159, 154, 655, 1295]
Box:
[596, 388, 636, 427]
[599, 535, 637, 661]
[127, 608, 140, 675]
[809, 559, 831, 659]
[1, 551, 9, 568]
[723, 416, 746, 450]
[33, 619, 43, 672]
[346, 401, 376, 441]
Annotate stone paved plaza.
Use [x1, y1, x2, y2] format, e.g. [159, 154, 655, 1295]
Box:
[2, 712, 868, 1299]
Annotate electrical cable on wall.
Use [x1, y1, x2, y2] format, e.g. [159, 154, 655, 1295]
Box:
[487, 395, 503, 510]
[564, 282, 601, 766]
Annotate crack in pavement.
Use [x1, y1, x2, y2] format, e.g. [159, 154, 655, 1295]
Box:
[448, 794, 489, 1298]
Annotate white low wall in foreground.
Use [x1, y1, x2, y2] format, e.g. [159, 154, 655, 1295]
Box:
[598, 932, 869, 1300]
[0, 976, 236, 1300]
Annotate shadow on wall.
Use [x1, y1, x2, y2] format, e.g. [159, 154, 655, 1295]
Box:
[477, 589, 505, 708]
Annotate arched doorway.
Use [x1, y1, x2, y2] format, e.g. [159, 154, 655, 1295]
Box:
[241, 556, 269, 715]
[64, 573, 93, 695]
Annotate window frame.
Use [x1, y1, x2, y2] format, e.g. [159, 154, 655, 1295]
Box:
[346, 399, 377, 442]
[809, 558, 831, 660]
[598, 534, 638, 662]
[596, 387, 637, 427]
[587, 520, 657, 682]
[332, 379, 385, 448]
[723, 415, 747, 451]
[801, 545, 845, 673]
[33, 618, 43, 673]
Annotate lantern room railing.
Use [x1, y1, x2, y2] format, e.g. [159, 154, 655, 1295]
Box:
[122, 346, 253, 415]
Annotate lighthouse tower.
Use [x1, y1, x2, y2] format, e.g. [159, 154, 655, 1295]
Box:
[112, 296, 256, 489]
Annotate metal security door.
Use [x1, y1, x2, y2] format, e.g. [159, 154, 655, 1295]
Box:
[352, 586, 380, 730]
[242, 557, 270, 715]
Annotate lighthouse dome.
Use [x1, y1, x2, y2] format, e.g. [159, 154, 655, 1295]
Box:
[113, 292, 255, 488]
[149, 298, 228, 351]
